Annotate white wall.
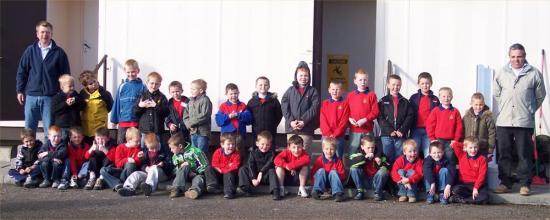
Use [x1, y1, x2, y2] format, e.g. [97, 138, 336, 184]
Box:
[98, 0, 314, 132]
[375, 0, 550, 134]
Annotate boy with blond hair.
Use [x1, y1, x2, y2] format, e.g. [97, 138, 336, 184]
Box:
[38, 125, 67, 188]
[462, 93, 496, 157]
[99, 127, 142, 191]
[183, 79, 213, 154]
[310, 137, 346, 202]
[449, 137, 488, 204]
[52, 74, 85, 141]
[79, 70, 113, 144]
[133, 71, 169, 148]
[390, 139, 423, 203]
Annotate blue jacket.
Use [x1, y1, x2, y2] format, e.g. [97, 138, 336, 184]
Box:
[215, 101, 252, 137]
[16, 40, 70, 96]
[110, 78, 145, 124]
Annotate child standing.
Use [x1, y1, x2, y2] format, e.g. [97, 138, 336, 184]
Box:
[345, 68, 379, 155]
[237, 131, 280, 200]
[462, 93, 496, 157]
[349, 135, 390, 201]
[133, 72, 169, 148]
[168, 133, 209, 199]
[423, 141, 456, 204]
[99, 127, 142, 191]
[205, 133, 241, 199]
[215, 83, 252, 139]
[79, 70, 113, 144]
[84, 127, 117, 190]
[183, 79, 213, 154]
[274, 134, 311, 198]
[378, 74, 415, 163]
[38, 126, 67, 188]
[320, 80, 350, 158]
[426, 87, 463, 164]
[247, 76, 283, 151]
[51, 74, 85, 141]
[310, 137, 346, 202]
[449, 137, 489, 204]
[110, 59, 145, 144]
[8, 128, 42, 188]
[281, 61, 320, 152]
[165, 81, 190, 141]
[409, 72, 440, 158]
[391, 139, 423, 203]
[60, 127, 90, 190]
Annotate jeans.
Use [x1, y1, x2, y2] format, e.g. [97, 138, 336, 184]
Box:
[40, 159, 64, 181]
[100, 163, 138, 188]
[437, 139, 457, 165]
[312, 168, 344, 195]
[411, 128, 430, 158]
[8, 167, 42, 182]
[61, 159, 89, 180]
[381, 136, 405, 163]
[172, 165, 206, 195]
[496, 126, 534, 187]
[322, 136, 346, 158]
[24, 95, 52, 143]
[423, 168, 449, 193]
[397, 169, 418, 197]
[123, 166, 167, 192]
[192, 134, 209, 155]
[349, 132, 373, 155]
[350, 167, 389, 195]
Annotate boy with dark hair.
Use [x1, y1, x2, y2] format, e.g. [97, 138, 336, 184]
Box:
[79, 70, 113, 144]
[349, 135, 390, 201]
[423, 141, 456, 204]
[247, 76, 283, 151]
[205, 133, 241, 199]
[409, 72, 440, 158]
[60, 126, 90, 190]
[165, 80, 190, 141]
[84, 127, 117, 190]
[8, 128, 42, 188]
[168, 133, 209, 199]
[215, 83, 252, 139]
[274, 134, 311, 198]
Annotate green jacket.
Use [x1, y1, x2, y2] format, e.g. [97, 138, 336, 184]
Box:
[462, 106, 496, 154]
[172, 142, 209, 174]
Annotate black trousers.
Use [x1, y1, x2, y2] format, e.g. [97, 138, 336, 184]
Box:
[87, 152, 108, 176]
[205, 166, 237, 195]
[238, 167, 278, 193]
[496, 126, 534, 187]
[452, 183, 488, 204]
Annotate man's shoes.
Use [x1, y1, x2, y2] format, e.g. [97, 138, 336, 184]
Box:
[334, 192, 346, 202]
[185, 189, 199, 199]
[493, 184, 511, 194]
[519, 186, 530, 196]
[141, 183, 153, 196]
[118, 187, 136, 197]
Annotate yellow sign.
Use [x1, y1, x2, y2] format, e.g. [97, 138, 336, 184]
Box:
[327, 55, 349, 89]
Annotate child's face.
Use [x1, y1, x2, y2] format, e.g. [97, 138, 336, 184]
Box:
[256, 137, 272, 153]
[126, 137, 140, 148]
[322, 144, 336, 159]
[403, 145, 418, 162]
[190, 83, 203, 97]
[354, 74, 368, 90]
[439, 90, 453, 105]
[147, 78, 161, 93]
[418, 78, 432, 94]
[169, 86, 183, 101]
[221, 139, 236, 154]
[429, 147, 444, 161]
[85, 79, 99, 93]
[288, 143, 303, 156]
[256, 79, 270, 94]
[226, 89, 240, 103]
[328, 83, 343, 100]
[69, 132, 84, 145]
[361, 142, 376, 154]
[61, 82, 74, 94]
[22, 137, 36, 148]
[296, 69, 309, 87]
[471, 98, 485, 114]
[169, 143, 183, 154]
[464, 143, 479, 157]
[49, 131, 62, 145]
[146, 143, 159, 151]
[125, 65, 139, 80]
[387, 78, 401, 96]
[94, 135, 109, 146]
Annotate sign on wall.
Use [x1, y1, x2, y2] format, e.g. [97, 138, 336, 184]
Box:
[327, 54, 349, 89]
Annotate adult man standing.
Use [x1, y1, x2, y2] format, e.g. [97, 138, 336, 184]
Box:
[16, 21, 70, 140]
[493, 43, 546, 196]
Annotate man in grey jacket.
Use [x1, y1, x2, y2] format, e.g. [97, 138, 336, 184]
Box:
[493, 43, 546, 196]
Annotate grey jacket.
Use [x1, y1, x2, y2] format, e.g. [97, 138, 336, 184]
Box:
[281, 85, 320, 135]
[183, 94, 212, 137]
[493, 63, 546, 128]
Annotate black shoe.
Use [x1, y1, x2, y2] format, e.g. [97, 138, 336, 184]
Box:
[113, 184, 123, 192]
[39, 180, 52, 188]
[311, 190, 321, 200]
[374, 193, 384, 201]
[334, 192, 346, 202]
[236, 187, 251, 197]
[224, 193, 235, 199]
[207, 186, 223, 194]
[24, 179, 38, 188]
[141, 183, 153, 196]
[15, 181, 24, 187]
[272, 190, 282, 200]
[354, 192, 365, 200]
[117, 187, 136, 197]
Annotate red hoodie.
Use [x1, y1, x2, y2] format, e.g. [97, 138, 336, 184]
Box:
[211, 147, 240, 174]
[311, 155, 346, 182]
[320, 98, 350, 138]
[67, 142, 90, 176]
[391, 155, 424, 184]
[114, 144, 142, 168]
[451, 142, 487, 189]
[274, 149, 310, 170]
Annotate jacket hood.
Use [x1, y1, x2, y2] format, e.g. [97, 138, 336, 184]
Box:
[251, 91, 278, 99]
[292, 61, 311, 87]
[467, 105, 492, 117]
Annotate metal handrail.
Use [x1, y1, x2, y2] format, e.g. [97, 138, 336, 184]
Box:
[93, 54, 108, 86]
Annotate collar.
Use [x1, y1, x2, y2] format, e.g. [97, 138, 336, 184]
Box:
[220, 147, 234, 156]
[404, 157, 417, 164]
[467, 154, 479, 160]
[328, 97, 343, 103]
[38, 41, 52, 49]
[322, 154, 338, 163]
[354, 87, 370, 94]
[437, 104, 454, 110]
[417, 89, 433, 96]
[192, 94, 204, 101]
[225, 100, 241, 106]
[507, 62, 530, 73]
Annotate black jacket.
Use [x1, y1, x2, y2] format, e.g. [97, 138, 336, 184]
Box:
[377, 94, 415, 136]
[38, 140, 67, 161]
[133, 90, 169, 133]
[51, 90, 85, 128]
[15, 140, 42, 170]
[409, 89, 440, 129]
[247, 92, 283, 135]
[422, 155, 456, 186]
[247, 148, 275, 176]
[165, 97, 190, 140]
[141, 146, 173, 176]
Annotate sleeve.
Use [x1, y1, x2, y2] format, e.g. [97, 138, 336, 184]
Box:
[348, 152, 366, 168]
[59, 50, 71, 74]
[426, 110, 437, 140]
[100, 87, 114, 111]
[366, 93, 380, 121]
[237, 107, 253, 126]
[223, 153, 241, 174]
[52, 94, 68, 115]
[390, 158, 403, 183]
[187, 97, 213, 127]
[453, 111, 464, 142]
[319, 102, 332, 136]
[493, 72, 502, 104]
[165, 103, 175, 127]
[487, 115, 496, 150]
[53, 144, 68, 160]
[74, 94, 86, 111]
[287, 152, 310, 170]
[377, 100, 393, 133]
[422, 157, 435, 185]
[259, 152, 274, 174]
[157, 95, 170, 119]
[133, 93, 146, 117]
[110, 84, 122, 124]
[333, 102, 350, 137]
[195, 150, 210, 174]
[473, 157, 488, 189]
[336, 160, 346, 181]
[215, 108, 231, 127]
[451, 141, 464, 158]
[114, 147, 128, 168]
[535, 71, 546, 110]
[398, 101, 415, 135]
[273, 151, 286, 168]
[299, 88, 320, 124]
[280, 88, 294, 122]
[248, 151, 258, 175]
[15, 146, 24, 170]
[133, 149, 142, 167]
[68, 147, 78, 176]
[16, 48, 31, 94]
[408, 160, 424, 184]
[211, 150, 221, 170]
[274, 99, 283, 128]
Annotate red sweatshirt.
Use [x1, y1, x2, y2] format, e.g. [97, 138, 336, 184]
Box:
[67, 142, 90, 176]
[114, 144, 142, 168]
[211, 147, 241, 174]
[391, 155, 424, 184]
[311, 155, 346, 182]
[451, 142, 487, 189]
[320, 98, 350, 138]
[426, 105, 463, 141]
[274, 149, 310, 170]
[345, 89, 379, 133]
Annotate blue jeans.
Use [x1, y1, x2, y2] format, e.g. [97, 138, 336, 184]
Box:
[192, 134, 209, 154]
[423, 168, 449, 193]
[312, 168, 344, 195]
[349, 167, 389, 195]
[40, 159, 64, 181]
[349, 132, 372, 155]
[437, 139, 457, 164]
[61, 159, 89, 180]
[24, 95, 52, 143]
[411, 128, 430, 158]
[381, 136, 404, 163]
[100, 163, 138, 188]
[322, 136, 346, 158]
[9, 167, 42, 182]
[397, 169, 418, 197]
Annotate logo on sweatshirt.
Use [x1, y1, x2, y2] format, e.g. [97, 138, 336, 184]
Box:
[363, 99, 367, 103]
[449, 115, 454, 120]
[338, 105, 343, 110]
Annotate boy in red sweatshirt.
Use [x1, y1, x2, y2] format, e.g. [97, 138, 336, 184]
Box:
[310, 137, 346, 202]
[426, 87, 463, 164]
[320, 80, 350, 158]
[274, 134, 311, 198]
[391, 139, 423, 203]
[345, 68, 379, 154]
[99, 127, 142, 191]
[449, 137, 488, 204]
[205, 133, 241, 199]
[61, 127, 90, 190]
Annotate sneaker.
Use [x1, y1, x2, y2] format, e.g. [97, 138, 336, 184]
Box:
[141, 183, 153, 196]
[69, 177, 78, 188]
[224, 193, 235, 199]
[279, 187, 286, 197]
[398, 196, 408, 202]
[118, 187, 136, 197]
[493, 184, 511, 194]
[85, 177, 96, 190]
[408, 197, 417, 203]
[298, 186, 308, 198]
[170, 189, 183, 198]
[272, 189, 282, 200]
[236, 187, 251, 197]
[439, 195, 449, 205]
[185, 189, 199, 199]
[426, 194, 434, 204]
[334, 192, 346, 202]
[93, 179, 103, 190]
[311, 190, 321, 200]
[113, 184, 123, 192]
[354, 191, 365, 200]
[207, 186, 223, 194]
[39, 180, 52, 188]
[57, 180, 68, 190]
[373, 193, 384, 201]
[519, 186, 530, 196]
[15, 180, 24, 187]
[24, 177, 38, 188]
[52, 180, 60, 188]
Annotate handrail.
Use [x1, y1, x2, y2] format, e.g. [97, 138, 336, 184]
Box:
[93, 54, 108, 86]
